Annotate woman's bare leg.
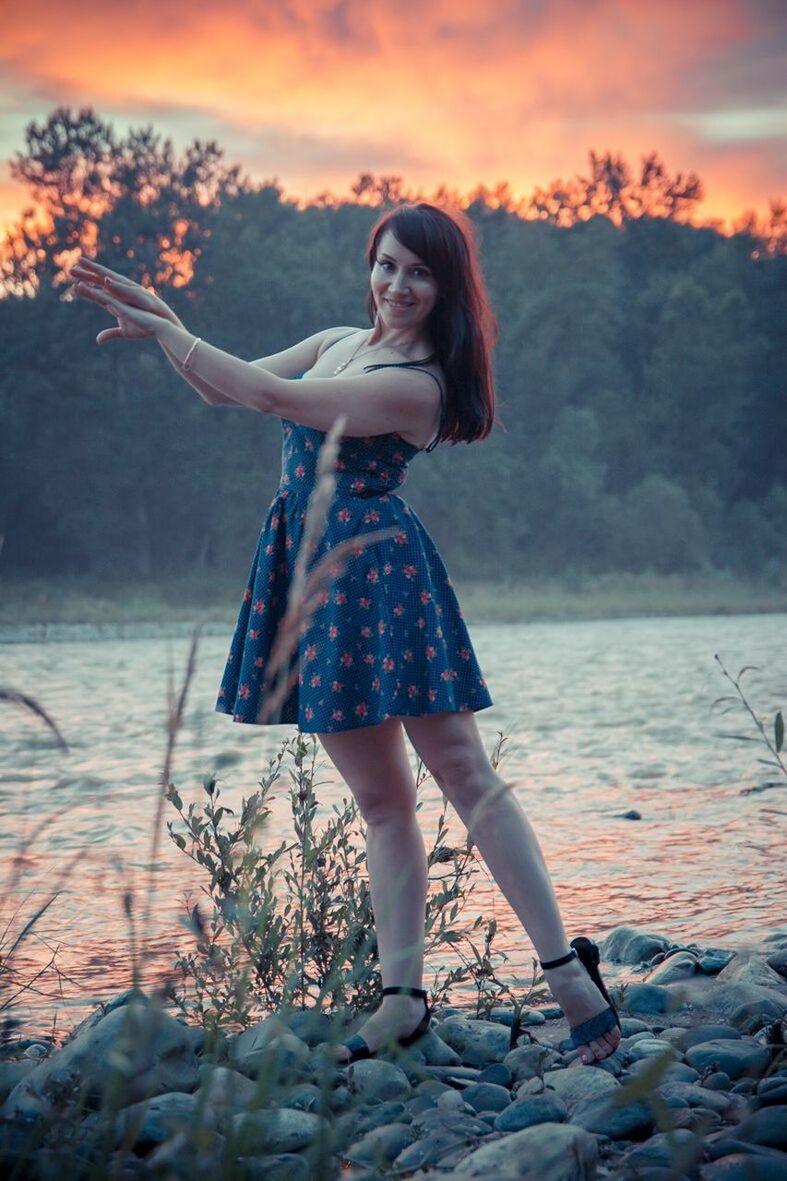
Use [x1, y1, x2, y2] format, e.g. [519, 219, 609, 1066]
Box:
[403, 710, 621, 1065]
[316, 716, 429, 1060]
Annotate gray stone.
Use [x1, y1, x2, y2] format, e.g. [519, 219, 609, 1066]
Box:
[1, 999, 198, 1117]
[435, 1017, 512, 1066]
[113, 1091, 216, 1146]
[237, 1152, 311, 1181]
[197, 1064, 258, 1110]
[454, 1120, 598, 1179]
[620, 1017, 655, 1035]
[602, 924, 673, 965]
[627, 1038, 681, 1061]
[701, 1154, 787, 1179]
[623, 982, 679, 1016]
[732, 1106, 787, 1150]
[626, 1058, 700, 1084]
[393, 1126, 478, 1172]
[657, 1081, 733, 1115]
[672, 1024, 742, 1051]
[766, 948, 787, 981]
[503, 1043, 560, 1082]
[705, 1071, 733, 1090]
[756, 1074, 787, 1107]
[477, 1062, 514, 1087]
[345, 1122, 415, 1166]
[493, 1092, 568, 1131]
[698, 950, 737, 974]
[646, 952, 700, 986]
[355, 1099, 408, 1132]
[517, 1063, 619, 1113]
[717, 953, 787, 991]
[461, 1081, 512, 1112]
[684, 1038, 771, 1080]
[622, 1128, 703, 1172]
[702, 981, 787, 1024]
[730, 999, 787, 1034]
[346, 1058, 412, 1103]
[229, 1016, 311, 1079]
[572, 1092, 655, 1139]
[231, 1106, 327, 1154]
[281, 1007, 334, 1047]
[0, 1060, 38, 1103]
[418, 1028, 464, 1066]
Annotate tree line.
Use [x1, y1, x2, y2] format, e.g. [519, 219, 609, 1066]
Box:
[1, 108, 785, 586]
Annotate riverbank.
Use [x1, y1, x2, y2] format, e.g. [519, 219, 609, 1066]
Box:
[1, 571, 785, 638]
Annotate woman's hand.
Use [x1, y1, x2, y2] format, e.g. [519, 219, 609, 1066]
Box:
[68, 271, 168, 344]
[67, 256, 186, 343]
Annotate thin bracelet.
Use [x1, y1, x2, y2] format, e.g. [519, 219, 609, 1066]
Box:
[182, 336, 201, 371]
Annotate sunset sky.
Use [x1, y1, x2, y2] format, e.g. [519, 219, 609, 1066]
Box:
[1, 0, 785, 236]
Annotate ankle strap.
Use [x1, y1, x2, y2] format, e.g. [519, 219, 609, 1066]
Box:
[382, 985, 427, 999]
[539, 948, 578, 970]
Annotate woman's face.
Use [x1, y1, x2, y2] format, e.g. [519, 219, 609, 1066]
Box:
[370, 228, 439, 333]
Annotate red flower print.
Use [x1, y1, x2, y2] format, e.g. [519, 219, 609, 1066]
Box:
[334, 591, 347, 604]
[372, 676, 381, 691]
[352, 544, 365, 558]
[239, 683, 251, 699]
[393, 603, 405, 616]
[351, 478, 366, 492]
[440, 668, 458, 681]
[394, 531, 407, 545]
[355, 702, 369, 717]
[295, 463, 306, 478]
[403, 564, 417, 579]
[305, 438, 314, 451]
[436, 626, 443, 639]
[319, 589, 330, 606]
[383, 657, 395, 672]
[305, 705, 314, 720]
[383, 562, 393, 575]
[428, 688, 437, 702]
[377, 620, 386, 635]
[360, 626, 372, 638]
[425, 645, 437, 660]
[332, 709, 345, 721]
[271, 516, 280, 529]
[459, 647, 470, 661]
[282, 474, 290, 484]
[359, 596, 371, 608]
[310, 673, 321, 687]
[407, 684, 419, 699]
[420, 590, 431, 604]
[436, 604, 443, 617]
[330, 562, 340, 577]
[337, 507, 351, 523]
[265, 544, 274, 555]
[254, 657, 265, 668]
[340, 651, 354, 667]
[298, 672, 304, 685]
[243, 588, 252, 602]
[381, 470, 390, 480]
[328, 625, 339, 640]
[217, 687, 225, 697]
[367, 568, 379, 584]
[393, 450, 404, 462]
[331, 680, 343, 692]
[336, 459, 346, 470]
[479, 677, 487, 688]
[253, 598, 266, 614]
[416, 617, 426, 629]
[227, 650, 234, 663]
[403, 649, 413, 663]
[248, 628, 260, 640]
[363, 653, 375, 665]
[363, 509, 380, 523]
[305, 643, 318, 661]
[367, 460, 377, 471]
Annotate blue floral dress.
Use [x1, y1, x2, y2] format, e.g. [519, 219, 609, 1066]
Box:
[215, 363, 494, 733]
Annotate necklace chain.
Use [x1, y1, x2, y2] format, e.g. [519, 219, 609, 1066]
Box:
[332, 332, 427, 376]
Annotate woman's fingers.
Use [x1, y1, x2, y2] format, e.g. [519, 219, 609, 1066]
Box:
[96, 327, 126, 345]
[71, 257, 129, 285]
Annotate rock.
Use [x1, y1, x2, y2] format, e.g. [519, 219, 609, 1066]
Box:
[730, 999, 787, 1034]
[602, 925, 673, 965]
[519, 1064, 619, 1113]
[477, 1062, 514, 1087]
[394, 1126, 479, 1172]
[620, 1017, 656, 1035]
[231, 1106, 327, 1154]
[197, 1064, 258, 1110]
[418, 1028, 464, 1066]
[572, 1092, 656, 1139]
[717, 953, 787, 991]
[700, 1155, 787, 1179]
[622, 1128, 703, 1172]
[1, 999, 198, 1118]
[355, 1099, 407, 1133]
[435, 1018, 512, 1066]
[113, 1091, 216, 1147]
[755, 1074, 787, 1107]
[646, 952, 700, 986]
[705, 1071, 733, 1091]
[493, 1092, 568, 1131]
[627, 1038, 681, 1061]
[345, 1122, 415, 1166]
[229, 1016, 311, 1079]
[623, 982, 680, 1016]
[698, 981, 787, 1023]
[671, 1024, 743, 1051]
[732, 1106, 787, 1151]
[280, 1008, 334, 1047]
[684, 1038, 771, 1080]
[346, 1059, 412, 1103]
[766, 948, 787, 981]
[453, 1120, 598, 1178]
[461, 1082, 512, 1112]
[698, 950, 737, 974]
[657, 1082, 733, 1116]
[503, 1044, 560, 1082]
[237, 1152, 311, 1181]
[0, 1060, 38, 1104]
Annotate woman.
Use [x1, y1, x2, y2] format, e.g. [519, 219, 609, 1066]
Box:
[68, 202, 621, 1067]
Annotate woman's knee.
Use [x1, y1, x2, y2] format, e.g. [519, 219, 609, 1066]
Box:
[316, 718, 418, 826]
[403, 713, 497, 809]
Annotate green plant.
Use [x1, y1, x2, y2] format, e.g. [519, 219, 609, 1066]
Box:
[713, 653, 786, 794]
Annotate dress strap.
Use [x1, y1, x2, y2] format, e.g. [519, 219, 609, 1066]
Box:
[362, 361, 445, 452]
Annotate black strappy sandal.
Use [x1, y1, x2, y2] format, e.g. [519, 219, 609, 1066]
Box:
[338, 985, 432, 1064]
[539, 936, 621, 1056]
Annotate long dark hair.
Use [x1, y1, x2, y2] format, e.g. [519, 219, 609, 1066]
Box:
[365, 202, 498, 446]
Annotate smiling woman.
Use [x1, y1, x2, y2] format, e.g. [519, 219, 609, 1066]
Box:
[67, 202, 624, 1074]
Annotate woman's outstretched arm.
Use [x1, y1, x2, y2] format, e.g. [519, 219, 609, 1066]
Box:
[154, 321, 440, 440]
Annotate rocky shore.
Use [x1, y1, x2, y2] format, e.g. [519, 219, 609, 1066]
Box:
[2, 924, 787, 1181]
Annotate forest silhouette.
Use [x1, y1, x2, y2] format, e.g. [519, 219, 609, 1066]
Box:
[1, 108, 785, 590]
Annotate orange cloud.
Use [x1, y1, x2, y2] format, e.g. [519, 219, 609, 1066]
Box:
[1, 0, 784, 236]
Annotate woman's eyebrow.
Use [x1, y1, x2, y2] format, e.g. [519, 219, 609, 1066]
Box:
[379, 252, 430, 269]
